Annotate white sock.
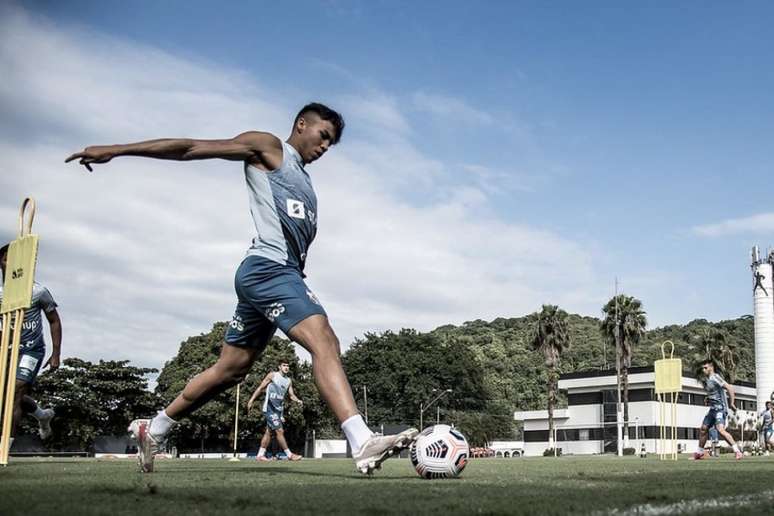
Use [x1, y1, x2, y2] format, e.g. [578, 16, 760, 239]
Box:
[284, 448, 292, 457]
[342, 414, 373, 455]
[697, 446, 704, 453]
[32, 406, 46, 420]
[149, 410, 177, 441]
[257, 447, 266, 457]
[732, 443, 740, 453]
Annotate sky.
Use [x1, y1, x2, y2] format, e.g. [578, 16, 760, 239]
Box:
[1, 1, 773, 372]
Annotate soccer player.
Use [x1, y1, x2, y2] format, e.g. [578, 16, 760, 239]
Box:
[66, 103, 417, 474]
[246, 361, 302, 461]
[759, 401, 774, 455]
[0, 244, 59, 445]
[694, 360, 742, 460]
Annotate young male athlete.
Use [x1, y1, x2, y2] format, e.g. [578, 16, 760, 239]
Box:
[247, 361, 302, 461]
[760, 401, 774, 455]
[0, 245, 58, 445]
[66, 103, 417, 474]
[694, 360, 742, 460]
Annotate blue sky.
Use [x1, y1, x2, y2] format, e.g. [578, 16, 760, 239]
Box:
[2, 1, 773, 368]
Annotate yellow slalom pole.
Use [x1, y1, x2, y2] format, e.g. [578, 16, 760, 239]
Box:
[671, 392, 678, 460]
[660, 393, 665, 460]
[229, 382, 241, 462]
[1, 309, 24, 465]
[0, 313, 11, 421]
[0, 197, 40, 466]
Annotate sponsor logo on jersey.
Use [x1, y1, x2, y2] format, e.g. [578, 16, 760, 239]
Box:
[287, 199, 306, 219]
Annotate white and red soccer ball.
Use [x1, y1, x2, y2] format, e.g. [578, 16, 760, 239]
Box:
[409, 424, 469, 479]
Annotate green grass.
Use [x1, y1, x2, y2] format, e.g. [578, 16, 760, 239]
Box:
[2, 455, 774, 515]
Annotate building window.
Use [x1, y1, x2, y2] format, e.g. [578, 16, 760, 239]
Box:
[579, 429, 589, 441]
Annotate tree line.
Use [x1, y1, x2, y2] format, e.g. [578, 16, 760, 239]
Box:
[22, 300, 753, 451]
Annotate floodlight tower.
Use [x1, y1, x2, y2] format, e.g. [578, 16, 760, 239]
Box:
[751, 246, 774, 411]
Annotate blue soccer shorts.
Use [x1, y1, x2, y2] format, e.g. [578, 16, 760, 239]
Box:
[224, 255, 326, 349]
[702, 407, 727, 429]
[16, 347, 45, 384]
[264, 408, 283, 431]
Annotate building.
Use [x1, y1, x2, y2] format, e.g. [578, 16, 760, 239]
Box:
[514, 366, 757, 457]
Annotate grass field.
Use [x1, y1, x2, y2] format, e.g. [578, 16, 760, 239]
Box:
[2, 455, 774, 515]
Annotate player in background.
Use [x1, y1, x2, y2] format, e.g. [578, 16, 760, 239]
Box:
[247, 361, 302, 461]
[759, 401, 774, 456]
[694, 360, 742, 460]
[0, 244, 59, 446]
[67, 103, 417, 474]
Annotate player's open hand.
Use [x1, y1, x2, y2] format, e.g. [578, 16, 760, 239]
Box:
[65, 146, 116, 172]
[43, 354, 60, 371]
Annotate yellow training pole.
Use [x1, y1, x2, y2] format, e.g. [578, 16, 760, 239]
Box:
[0, 309, 24, 465]
[0, 198, 39, 466]
[0, 313, 11, 441]
[229, 382, 242, 462]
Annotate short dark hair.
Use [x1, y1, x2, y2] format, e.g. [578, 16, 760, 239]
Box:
[702, 359, 716, 369]
[294, 102, 345, 144]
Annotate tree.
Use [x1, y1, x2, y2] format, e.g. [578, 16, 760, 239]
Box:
[22, 358, 159, 450]
[701, 328, 737, 382]
[342, 329, 503, 445]
[601, 295, 647, 448]
[530, 305, 572, 449]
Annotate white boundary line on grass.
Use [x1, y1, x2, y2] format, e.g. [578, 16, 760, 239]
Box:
[599, 490, 774, 515]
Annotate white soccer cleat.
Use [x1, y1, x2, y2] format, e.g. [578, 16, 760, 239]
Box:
[353, 428, 418, 475]
[37, 408, 55, 440]
[128, 419, 160, 473]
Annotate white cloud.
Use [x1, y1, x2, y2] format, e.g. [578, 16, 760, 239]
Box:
[412, 91, 493, 125]
[0, 5, 604, 371]
[693, 213, 774, 237]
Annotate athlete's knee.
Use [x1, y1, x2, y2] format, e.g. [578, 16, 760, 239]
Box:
[291, 316, 341, 356]
[213, 344, 254, 383]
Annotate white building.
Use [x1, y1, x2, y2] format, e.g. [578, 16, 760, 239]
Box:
[514, 366, 757, 457]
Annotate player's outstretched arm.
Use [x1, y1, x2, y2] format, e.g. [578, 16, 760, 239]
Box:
[725, 383, 737, 411]
[43, 308, 62, 371]
[65, 131, 282, 171]
[288, 383, 303, 405]
[246, 372, 275, 412]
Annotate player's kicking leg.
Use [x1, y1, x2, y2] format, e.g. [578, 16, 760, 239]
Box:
[20, 395, 55, 440]
[716, 423, 743, 460]
[288, 315, 418, 474]
[129, 343, 258, 472]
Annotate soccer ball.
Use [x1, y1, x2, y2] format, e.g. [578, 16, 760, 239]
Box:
[409, 425, 469, 479]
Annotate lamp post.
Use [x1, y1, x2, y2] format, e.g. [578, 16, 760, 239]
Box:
[420, 388, 453, 430]
[363, 385, 368, 424]
[634, 416, 639, 451]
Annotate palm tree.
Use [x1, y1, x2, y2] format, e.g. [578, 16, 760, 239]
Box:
[531, 305, 572, 450]
[601, 295, 647, 448]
